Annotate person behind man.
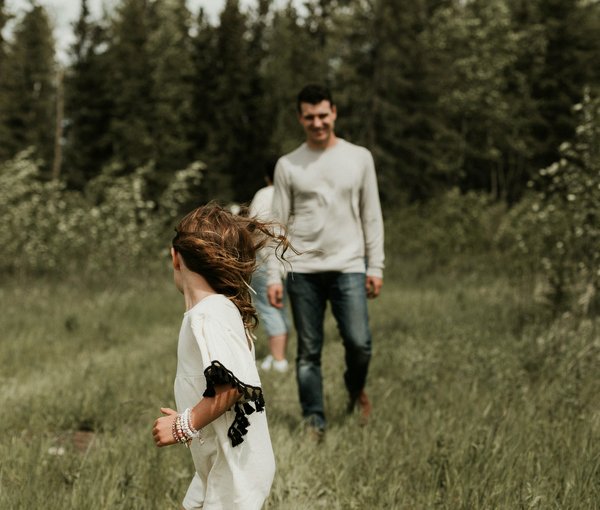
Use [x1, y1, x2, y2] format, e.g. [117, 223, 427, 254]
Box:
[249, 160, 290, 373]
[267, 84, 384, 437]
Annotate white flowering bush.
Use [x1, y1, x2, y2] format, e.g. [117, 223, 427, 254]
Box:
[158, 161, 205, 222]
[499, 90, 600, 313]
[0, 152, 205, 275]
[0, 150, 85, 273]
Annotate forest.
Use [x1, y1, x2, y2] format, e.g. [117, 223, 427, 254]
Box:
[2, 2, 600, 508]
[1, 0, 600, 309]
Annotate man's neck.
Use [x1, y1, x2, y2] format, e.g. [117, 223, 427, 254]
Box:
[307, 133, 338, 151]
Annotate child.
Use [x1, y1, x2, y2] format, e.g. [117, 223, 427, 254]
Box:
[249, 160, 290, 373]
[152, 203, 290, 510]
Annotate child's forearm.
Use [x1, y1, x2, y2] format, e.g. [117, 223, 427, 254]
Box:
[190, 384, 241, 431]
[152, 385, 241, 447]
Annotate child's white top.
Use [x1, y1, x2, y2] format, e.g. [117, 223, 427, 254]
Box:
[174, 294, 275, 510]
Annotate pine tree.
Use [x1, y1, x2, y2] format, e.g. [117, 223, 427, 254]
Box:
[528, 0, 600, 170]
[188, 7, 234, 205]
[332, 0, 456, 202]
[0, 0, 8, 59]
[106, 0, 155, 172]
[204, 0, 252, 203]
[63, 0, 113, 188]
[190, 8, 217, 160]
[429, 0, 520, 198]
[234, 0, 273, 198]
[430, 0, 600, 201]
[262, 1, 323, 155]
[0, 0, 13, 160]
[2, 3, 56, 170]
[147, 0, 195, 179]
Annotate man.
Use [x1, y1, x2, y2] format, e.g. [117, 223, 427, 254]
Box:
[267, 84, 384, 436]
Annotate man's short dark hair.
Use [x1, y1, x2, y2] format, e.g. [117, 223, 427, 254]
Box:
[296, 84, 334, 113]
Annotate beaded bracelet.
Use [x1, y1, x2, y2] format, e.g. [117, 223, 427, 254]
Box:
[176, 417, 186, 443]
[181, 409, 194, 438]
[172, 417, 187, 446]
[172, 409, 204, 446]
[184, 408, 204, 445]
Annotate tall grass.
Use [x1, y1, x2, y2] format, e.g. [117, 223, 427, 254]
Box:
[0, 267, 598, 509]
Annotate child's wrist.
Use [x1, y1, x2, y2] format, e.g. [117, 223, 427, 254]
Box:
[187, 408, 199, 434]
[171, 408, 204, 446]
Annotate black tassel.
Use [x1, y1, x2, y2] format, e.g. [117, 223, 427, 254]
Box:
[203, 385, 216, 398]
[204, 361, 266, 447]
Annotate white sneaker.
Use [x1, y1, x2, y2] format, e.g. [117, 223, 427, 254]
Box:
[272, 359, 289, 373]
[260, 355, 274, 371]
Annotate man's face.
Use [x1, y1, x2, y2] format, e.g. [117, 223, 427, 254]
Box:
[298, 100, 337, 149]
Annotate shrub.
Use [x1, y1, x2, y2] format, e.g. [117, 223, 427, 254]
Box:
[385, 188, 505, 276]
[498, 90, 600, 314]
[0, 151, 205, 276]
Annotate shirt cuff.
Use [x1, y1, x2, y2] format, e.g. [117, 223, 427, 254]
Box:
[266, 276, 283, 286]
[366, 267, 383, 279]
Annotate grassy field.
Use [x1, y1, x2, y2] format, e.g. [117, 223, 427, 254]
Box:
[0, 265, 598, 509]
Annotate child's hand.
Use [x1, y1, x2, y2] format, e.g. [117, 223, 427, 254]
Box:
[152, 407, 178, 447]
[268, 283, 284, 308]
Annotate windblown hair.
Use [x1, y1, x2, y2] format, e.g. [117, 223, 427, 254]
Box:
[172, 203, 291, 333]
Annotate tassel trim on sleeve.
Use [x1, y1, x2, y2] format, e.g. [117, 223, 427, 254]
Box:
[202, 360, 265, 447]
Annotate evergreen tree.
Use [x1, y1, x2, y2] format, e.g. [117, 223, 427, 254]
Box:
[0, 0, 13, 160]
[0, 0, 8, 59]
[205, 0, 252, 203]
[2, 3, 56, 170]
[332, 0, 455, 202]
[303, 0, 335, 58]
[147, 0, 195, 179]
[106, 0, 155, 172]
[430, 0, 532, 200]
[235, 0, 273, 198]
[190, 8, 217, 160]
[429, 0, 600, 201]
[63, 0, 113, 188]
[188, 8, 230, 205]
[262, 1, 323, 154]
[528, 0, 600, 170]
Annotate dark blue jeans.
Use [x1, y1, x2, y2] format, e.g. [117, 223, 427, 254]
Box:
[286, 272, 372, 429]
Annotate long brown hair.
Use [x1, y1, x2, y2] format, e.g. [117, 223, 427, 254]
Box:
[172, 202, 291, 332]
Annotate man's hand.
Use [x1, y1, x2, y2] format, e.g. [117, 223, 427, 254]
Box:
[365, 275, 383, 299]
[268, 283, 284, 308]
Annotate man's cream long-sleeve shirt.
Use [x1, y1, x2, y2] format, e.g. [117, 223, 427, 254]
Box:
[267, 138, 384, 285]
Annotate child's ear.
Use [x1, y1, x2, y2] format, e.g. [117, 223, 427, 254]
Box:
[171, 248, 181, 270]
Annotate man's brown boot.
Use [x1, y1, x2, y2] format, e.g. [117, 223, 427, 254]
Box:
[347, 389, 372, 425]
